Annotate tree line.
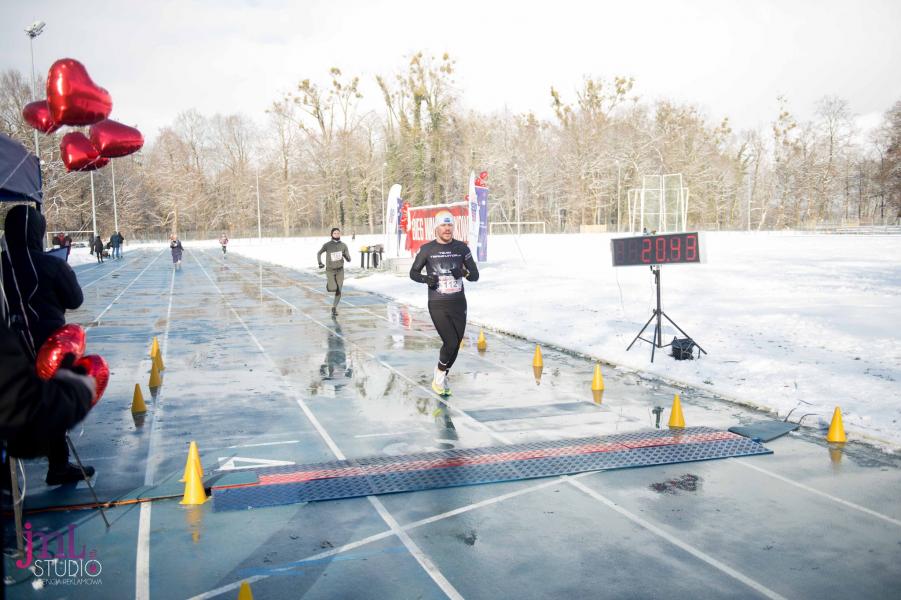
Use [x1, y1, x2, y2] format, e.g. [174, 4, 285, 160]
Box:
[1, 52, 899, 240]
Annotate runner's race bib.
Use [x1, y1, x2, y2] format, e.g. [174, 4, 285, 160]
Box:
[437, 275, 462, 294]
[329, 251, 343, 262]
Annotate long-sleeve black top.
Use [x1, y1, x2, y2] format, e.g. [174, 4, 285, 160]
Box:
[409, 239, 479, 303]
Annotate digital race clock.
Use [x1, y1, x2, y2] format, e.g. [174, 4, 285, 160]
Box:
[610, 232, 703, 267]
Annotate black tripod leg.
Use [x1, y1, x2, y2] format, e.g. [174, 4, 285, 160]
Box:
[627, 311, 657, 351]
[659, 311, 707, 355]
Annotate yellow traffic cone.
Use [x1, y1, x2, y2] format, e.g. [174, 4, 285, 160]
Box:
[179, 457, 207, 505]
[150, 337, 160, 359]
[826, 406, 847, 443]
[532, 365, 543, 385]
[153, 349, 165, 372]
[180, 441, 204, 483]
[668, 393, 685, 428]
[532, 345, 543, 368]
[132, 384, 147, 414]
[149, 362, 162, 388]
[592, 389, 604, 405]
[237, 581, 255, 600]
[477, 329, 487, 352]
[591, 364, 605, 391]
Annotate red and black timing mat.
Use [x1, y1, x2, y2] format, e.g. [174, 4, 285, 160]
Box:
[212, 426, 771, 511]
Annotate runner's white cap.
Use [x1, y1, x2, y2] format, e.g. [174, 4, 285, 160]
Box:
[435, 211, 454, 226]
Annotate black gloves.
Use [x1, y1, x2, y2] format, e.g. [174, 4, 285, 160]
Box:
[450, 267, 465, 279]
[424, 274, 439, 287]
[318, 262, 325, 269]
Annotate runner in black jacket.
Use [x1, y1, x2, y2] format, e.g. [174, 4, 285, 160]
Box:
[409, 210, 479, 395]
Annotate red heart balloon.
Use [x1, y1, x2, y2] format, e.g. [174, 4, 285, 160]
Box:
[36, 324, 87, 380]
[22, 100, 61, 134]
[74, 355, 109, 405]
[90, 119, 144, 158]
[46, 58, 113, 126]
[60, 132, 109, 172]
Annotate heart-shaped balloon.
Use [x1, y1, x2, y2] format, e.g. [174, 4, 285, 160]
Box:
[46, 58, 113, 126]
[74, 355, 109, 405]
[22, 100, 61, 134]
[60, 132, 109, 172]
[36, 324, 87, 380]
[90, 119, 144, 158]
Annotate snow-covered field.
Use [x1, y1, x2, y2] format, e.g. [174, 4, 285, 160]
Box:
[87, 232, 901, 450]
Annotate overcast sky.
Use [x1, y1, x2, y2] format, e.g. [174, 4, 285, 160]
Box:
[3, 0, 899, 142]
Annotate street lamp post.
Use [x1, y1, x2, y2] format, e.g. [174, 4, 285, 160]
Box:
[380, 162, 386, 232]
[256, 169, 262, 241]
[513, 163, 520, 235]
[25, 21, 45, 159]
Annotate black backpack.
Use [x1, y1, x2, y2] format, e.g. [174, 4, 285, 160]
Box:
[671, 337, 697, 360]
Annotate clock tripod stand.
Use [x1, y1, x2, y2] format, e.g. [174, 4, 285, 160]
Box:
[626, 265, 706, 362]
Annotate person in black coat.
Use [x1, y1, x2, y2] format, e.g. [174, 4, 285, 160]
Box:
[92, 235, 104, 263]
[1, 204, 95, 484]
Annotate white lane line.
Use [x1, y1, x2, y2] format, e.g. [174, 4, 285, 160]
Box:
[566, 477, 788, 600]
[191, 250, 465, 600]
[733, 458, 901, 528]
[188, 472, 589, 600]
[86, 250, 164, 327]
[355, 430, 423, 439]
[227, 440, 300, 449]
[135, 263, 176, 600]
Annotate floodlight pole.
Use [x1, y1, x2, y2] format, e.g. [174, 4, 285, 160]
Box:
[256, 169, 262, 241]
[112, 161, 119, 232]
[25, 22, 45, 159]
[90, 171, 97, 239]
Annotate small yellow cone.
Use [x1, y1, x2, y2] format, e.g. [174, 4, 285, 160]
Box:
[591, 389, 604, 405]
[153, 349, 165, 372]
[668, 393, 685, 428]
[532, 345, 543, 368]
[826, 406, 847, 443]
[591, 364, 605, 391]
[149, 361, 162, 388]
[532, 365, 543, 385]
[180, 441, 204, 483]
[132, 384, 147, 414]
[476, 330, 487, 352]
[237, 581, 255, 600]
[150, 336, 160, 359]
[179, 457, 207, 505]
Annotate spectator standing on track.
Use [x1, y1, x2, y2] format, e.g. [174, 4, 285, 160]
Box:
[170, 234, 184, 270]
[1, 204, 95, 484]
[109, 231, 124, 259]
[92, 235, 104, 263]
[316, 227, 351, 317]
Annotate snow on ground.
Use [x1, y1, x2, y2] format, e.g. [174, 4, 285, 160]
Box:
[143, 232, 901, 450]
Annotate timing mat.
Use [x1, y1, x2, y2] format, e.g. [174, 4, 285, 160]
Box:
[211, 426, 771, 511]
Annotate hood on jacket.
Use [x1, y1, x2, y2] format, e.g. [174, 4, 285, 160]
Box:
[4, 204, 46, 253]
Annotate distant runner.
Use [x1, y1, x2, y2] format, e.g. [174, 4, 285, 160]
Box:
[219, 233, 229, 255]
[409, 210, 479, 395]
[317, 227, 351, 316]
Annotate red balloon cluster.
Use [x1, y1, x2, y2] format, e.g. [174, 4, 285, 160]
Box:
[475, 171, 489, 187]
[21, 58, 143, 172]
[36, 324, 109, 405]
[36, 324, 87, 380]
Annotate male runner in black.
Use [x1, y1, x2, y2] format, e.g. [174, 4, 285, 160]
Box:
[317, 227, 351, 316]
[409, 211, 479, 395]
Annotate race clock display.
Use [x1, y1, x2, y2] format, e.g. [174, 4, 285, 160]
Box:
[611, 232, 703, 267]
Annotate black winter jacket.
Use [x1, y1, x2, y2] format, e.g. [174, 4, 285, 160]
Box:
[1, 205, 84, 353]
